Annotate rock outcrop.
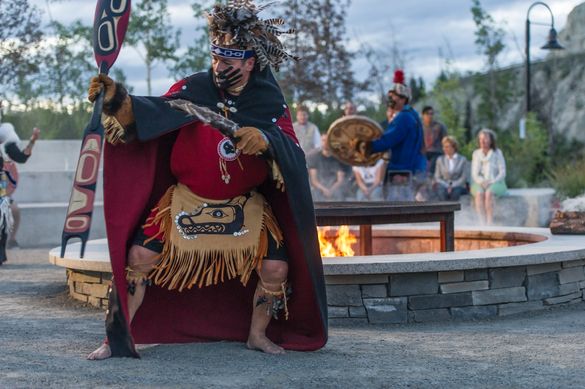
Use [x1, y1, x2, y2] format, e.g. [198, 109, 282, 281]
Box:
[430, 2, 585, 143]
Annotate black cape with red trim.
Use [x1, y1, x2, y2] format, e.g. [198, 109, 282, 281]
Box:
[103, 67, 328, 357]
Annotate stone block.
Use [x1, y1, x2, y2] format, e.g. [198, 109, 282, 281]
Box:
[87, 296, 102, 308]
[327, 306, 349, 318]
[489, 267, 526, 289]
[361, 284, 388, 298]
[544, 292, 583, 305]
[526, 272, 560, 300]
[73, 282, 85, 295]
[562, 260, 585, 268]
[438, 271, 464, 283]
[498, 301, 543, 316]
[325, 275, 389, 285]
[526, 263, 561, 276]
[409, 308, 451, 323]
[451, 306, 497, 320]
[81, 283, 110, 299]
[364, 298, 407, 324]
[464, 269, 488, 281]
[326, 285, 362, 307]
[349, 306, 367, 318]
[558, 267, 585, 284]
[69, 271, 102, 284]
[472, 287, 527, 305]
[559, 282, 580, 296]
[390, 273, 438, 296]
[440, 281, 489, 294]
[408, 292, 473, 310]
[329, 318, 369, 326]
[69, 290, 88, 303]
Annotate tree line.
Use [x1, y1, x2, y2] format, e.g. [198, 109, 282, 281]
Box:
[3, 0, 582, 193]
[0, 0, 367, 111]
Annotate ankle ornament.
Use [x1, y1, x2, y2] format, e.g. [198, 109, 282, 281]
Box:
[256, 280, 292, 320]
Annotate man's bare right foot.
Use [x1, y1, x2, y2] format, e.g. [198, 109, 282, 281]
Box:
[87, 343, 112, 360]
[246, 334, 286, 355]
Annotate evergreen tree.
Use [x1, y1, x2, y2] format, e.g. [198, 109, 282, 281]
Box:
[409, 76, 426, 105]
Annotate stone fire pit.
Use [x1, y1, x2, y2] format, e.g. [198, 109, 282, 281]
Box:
[50, 225, 585, 324]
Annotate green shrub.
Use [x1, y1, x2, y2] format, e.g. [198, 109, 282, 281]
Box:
[497, 114, 548, 188]
[4, 105, 91, 140]
[548, 158, 585, 199]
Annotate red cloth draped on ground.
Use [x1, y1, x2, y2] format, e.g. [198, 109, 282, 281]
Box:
[103, 112, 326, 351]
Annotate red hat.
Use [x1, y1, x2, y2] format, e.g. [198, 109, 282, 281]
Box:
[388, 69, 411, 101]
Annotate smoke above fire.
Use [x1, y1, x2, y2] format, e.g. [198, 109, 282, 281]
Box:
[561, 193, 585, 212]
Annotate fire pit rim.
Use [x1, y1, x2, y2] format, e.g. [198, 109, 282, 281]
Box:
[322, 226, 585, 275]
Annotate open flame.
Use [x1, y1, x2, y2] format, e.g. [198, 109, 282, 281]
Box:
[317, 226, 357, 257]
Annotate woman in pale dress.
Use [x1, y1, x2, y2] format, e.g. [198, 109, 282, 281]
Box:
[470, 129, 507, 225]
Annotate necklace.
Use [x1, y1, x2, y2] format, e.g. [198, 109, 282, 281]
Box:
[216, 97, 243, 184]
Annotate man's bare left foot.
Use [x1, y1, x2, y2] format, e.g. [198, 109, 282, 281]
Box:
[87, 343, 112, 360]
[246, 334, 285, 355]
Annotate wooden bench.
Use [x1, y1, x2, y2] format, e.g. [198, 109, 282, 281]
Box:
[314, 201, 461, 255]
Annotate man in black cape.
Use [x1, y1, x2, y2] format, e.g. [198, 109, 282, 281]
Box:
[87, 1, 327, 360]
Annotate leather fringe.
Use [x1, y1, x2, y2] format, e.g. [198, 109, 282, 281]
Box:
[270, 160, 285, 192]
[102, 114, 127, 145]
[144, 186, 283, 292]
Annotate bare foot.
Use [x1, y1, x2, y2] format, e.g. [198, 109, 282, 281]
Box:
[87, 343, 112, 360]
[246, 334, 286, 355]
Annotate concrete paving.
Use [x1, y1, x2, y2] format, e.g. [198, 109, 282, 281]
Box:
[2, 249, 585, 388]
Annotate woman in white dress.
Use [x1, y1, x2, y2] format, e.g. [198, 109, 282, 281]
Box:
[470, 129, 507, 225]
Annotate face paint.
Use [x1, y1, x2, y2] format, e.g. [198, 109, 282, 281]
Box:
[214, 66, 243, 90]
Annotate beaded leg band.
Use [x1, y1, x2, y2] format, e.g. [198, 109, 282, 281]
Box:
[125, 267, 153, 295]
[255, 279, 292, 320]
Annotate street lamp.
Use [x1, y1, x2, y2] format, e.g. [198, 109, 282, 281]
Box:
[525, 1, 564, 114]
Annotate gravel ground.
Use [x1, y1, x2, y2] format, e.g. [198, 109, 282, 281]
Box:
[2, 249, 585, 388]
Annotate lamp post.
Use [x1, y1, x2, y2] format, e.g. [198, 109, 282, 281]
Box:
[525, 1, 564, 114]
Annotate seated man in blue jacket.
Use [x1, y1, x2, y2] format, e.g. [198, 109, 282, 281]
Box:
[363, 70, 426, 200]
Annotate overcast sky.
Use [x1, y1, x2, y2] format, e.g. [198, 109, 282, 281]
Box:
[32, 0, 583, 97]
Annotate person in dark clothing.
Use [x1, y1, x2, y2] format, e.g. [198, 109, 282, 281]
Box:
[307, 134, 348, 201]
[422, 106, 448, 175]
[0, 108, 40, 263]
[86, 1, 327, 360]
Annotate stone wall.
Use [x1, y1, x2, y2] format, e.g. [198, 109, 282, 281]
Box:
[68, 259, 585, 322]
[66, 269, 111, 309]
[326, 259, 585, 324]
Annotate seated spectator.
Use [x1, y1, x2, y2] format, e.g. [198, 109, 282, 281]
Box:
[470, 129, 507, 225]
[433, 136, 469, 201]
[353, 159, 386, 201]
[422, 106, 447, 175]
[292, 106, 320, 154]
[343, 101, 357, 116]
[307, 134, 347, 201]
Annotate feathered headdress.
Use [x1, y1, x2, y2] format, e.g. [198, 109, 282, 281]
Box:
[388, 69, 411, 102]
[207, 0, 298, 71]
